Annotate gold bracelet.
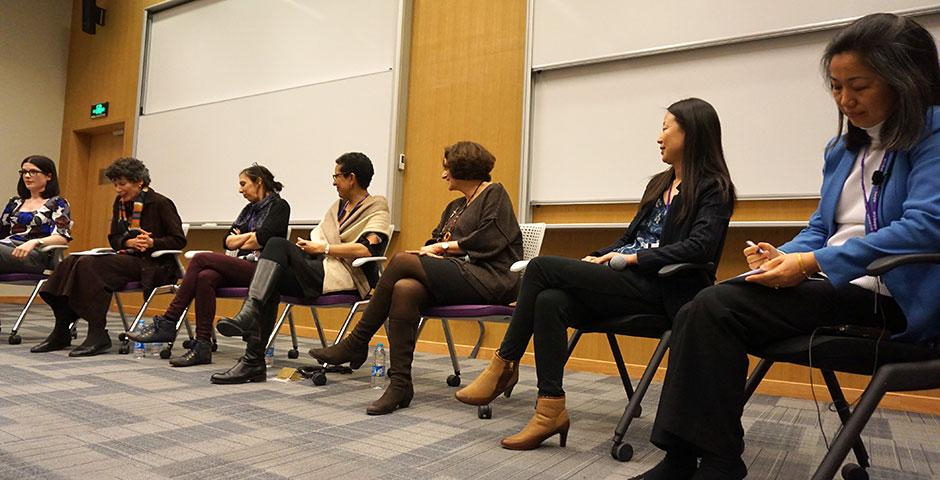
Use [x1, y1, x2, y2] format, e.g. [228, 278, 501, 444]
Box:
[797, 253, 810, 278]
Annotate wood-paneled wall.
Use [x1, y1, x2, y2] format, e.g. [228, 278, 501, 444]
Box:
[41, 0, 940, 414]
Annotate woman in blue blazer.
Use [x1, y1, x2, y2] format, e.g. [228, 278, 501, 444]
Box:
[637, 14, 940, 480]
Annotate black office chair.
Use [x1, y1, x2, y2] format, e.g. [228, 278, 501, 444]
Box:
[743, 253, 940, 480]
[564, 262, 713, 462]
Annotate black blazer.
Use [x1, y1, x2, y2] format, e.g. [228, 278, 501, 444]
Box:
[591, 177, 733, 318]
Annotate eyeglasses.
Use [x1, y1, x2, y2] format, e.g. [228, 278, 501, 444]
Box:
[331, 172, 349, 180]
[18, 169, 44, 177]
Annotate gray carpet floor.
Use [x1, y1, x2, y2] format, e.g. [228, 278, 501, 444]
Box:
[0, 303, 938, 479]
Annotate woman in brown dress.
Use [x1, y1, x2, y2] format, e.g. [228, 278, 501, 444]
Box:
[31, 157, 186, 357]
[309, 141, 523, 415]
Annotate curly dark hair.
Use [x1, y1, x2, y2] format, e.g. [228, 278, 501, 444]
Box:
[17, 155, 61, 199]
[335, 152, 375, 188]
[104, 157, 151, 186]
[443, 141, 495, 181]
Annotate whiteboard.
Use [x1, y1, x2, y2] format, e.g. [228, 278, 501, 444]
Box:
[532, 0, 939, 69]
[137, 71, 394, 223]
[143, 0, 400, 114]
[527, 8, 940, 204]
[135, 0, 407, 223]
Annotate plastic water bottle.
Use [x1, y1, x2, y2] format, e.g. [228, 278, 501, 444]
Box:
[265, 346, 275, 368]
[371, 343, 387, 389]
[133, 319, 146, 359]
[147, 341, 162, 357]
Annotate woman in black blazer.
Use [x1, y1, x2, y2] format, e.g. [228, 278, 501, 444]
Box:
[455, 98, 736, 450]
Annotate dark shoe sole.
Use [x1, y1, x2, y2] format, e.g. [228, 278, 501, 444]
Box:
[210, 373, 266, 384]
[125, 332, 177, 343]
[30, 342, 71, 353]
[69, 345, 111, 357]
[216, 320, 244, 338]
[169, 357, 212, 367]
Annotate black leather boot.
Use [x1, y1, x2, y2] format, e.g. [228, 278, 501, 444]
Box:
[366, 319, 417, 415]
[31, 295, 74, 353]
[210, 334, 266, 384]
[169, 338, 212, 367]
[217, 259, 281, 337]
[126, 315, 178, 343]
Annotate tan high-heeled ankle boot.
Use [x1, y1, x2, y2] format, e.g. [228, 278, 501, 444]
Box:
[500, 395, 569, 450]
[455, 352, 519, 405]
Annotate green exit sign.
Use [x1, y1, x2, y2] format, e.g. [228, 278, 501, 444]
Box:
[90, 102, 109, 119]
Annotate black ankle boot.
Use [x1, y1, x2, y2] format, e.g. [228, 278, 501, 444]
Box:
[169, 339, 212, 367]
[32, 297, 75, 353]
[211, 336, 266, 384]
[126, 315, 178, 343]
[217, 259, 281, 337]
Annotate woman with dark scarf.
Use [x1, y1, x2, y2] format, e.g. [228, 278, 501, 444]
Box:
[127, 165, 289, 367]
[31, 157, 186, 357]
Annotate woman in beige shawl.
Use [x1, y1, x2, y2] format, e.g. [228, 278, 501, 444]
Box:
[213, 152, 391, 384]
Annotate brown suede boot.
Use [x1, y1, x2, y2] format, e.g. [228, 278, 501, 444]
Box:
[366, 319, 417, 415]
[308, 312, 386, 369]
[500, 395, 570, 450]
[455, 352, 519, 406]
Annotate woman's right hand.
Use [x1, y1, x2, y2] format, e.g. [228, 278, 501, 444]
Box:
[743, 242, 781, 269]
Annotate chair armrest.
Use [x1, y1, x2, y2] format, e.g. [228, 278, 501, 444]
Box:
[510, 259, 530, 273]
[39, 245, 68, 253]
[867, 253, 940, 276]
[151, 250, 183, 258]
[89, 247, 115, 254]
[352, 256, 387, 268]
[184, 250, 214, 260]
[657, 262, 715, 277]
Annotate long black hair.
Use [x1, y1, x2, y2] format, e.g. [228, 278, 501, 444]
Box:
[823, 13, 940, 152]
[17, 155, 61, 199]
[240, 164, 283, 195]
[638, 98, 736, 223]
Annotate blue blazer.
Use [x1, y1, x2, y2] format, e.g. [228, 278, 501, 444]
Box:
[780, 106, 940, 343]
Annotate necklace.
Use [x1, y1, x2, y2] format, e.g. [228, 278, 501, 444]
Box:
[440, 182, 486, 241]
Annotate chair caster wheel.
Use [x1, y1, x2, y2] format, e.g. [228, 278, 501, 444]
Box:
[118, 332, 127, 342]
[118, 345, 130, 355]
[446, 374, 461, 387]
[288, 349, 299, 359]
[841, 464, 868, 480]
[8, 334, 22, 345]
[70, 326, 78, 339]
[610, 442, 634, 462]
[159, 348, 172, 359]
[478, 405, 492, 419]
[311, 372, 327, 386]
[182, 339, 192, 349]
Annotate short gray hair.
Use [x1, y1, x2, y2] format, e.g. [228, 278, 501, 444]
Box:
[104, 157, 151, 186]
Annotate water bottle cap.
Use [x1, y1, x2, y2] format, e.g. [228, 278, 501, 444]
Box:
[376, 343, 383, 347]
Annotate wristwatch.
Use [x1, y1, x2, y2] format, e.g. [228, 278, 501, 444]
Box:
[35, 239, 44, 246]
[440, 242, 450, 251]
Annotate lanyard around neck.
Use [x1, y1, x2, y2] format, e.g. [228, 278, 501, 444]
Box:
[859, 147, 891, 232]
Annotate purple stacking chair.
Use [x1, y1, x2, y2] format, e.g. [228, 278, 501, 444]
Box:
[416, 222, 546, 387]
[1, 244, 71, 344]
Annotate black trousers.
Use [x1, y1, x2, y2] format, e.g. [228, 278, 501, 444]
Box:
[651, 278, 906, 458]
[497, 256, 665, 396]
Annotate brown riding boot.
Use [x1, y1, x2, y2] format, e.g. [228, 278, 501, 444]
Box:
[455, 352, 519, 405]
[366, 319, 417, 415]
[500, 395, 570, 450]
[309, 312, 386, 370]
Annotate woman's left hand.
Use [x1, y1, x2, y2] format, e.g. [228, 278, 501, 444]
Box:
[589, 252, 637, 266]
[296, 239, 327, 255]
[11, 240, 38, 259]
[746, 252, 817, 289]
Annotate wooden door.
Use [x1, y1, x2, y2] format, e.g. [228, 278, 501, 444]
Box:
[67, 129, 123, 251]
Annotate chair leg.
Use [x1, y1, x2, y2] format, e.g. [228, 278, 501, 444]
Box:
[565, 329, 583, 358]
[131, 288, 160, 331]
[416, 316, 427, 337]
[821, 370, 870, 469]
[469, 319, 486, 359]
[113, 293, 131, 332]
[334, 300, 367, 343]
[612, 330, 671, 446]
[744, 358, 774, 401]
[9, 279, 45, 336]
[812, 371, 889, 480]
[607, 334, 635, 399]
[440, 318, 461, 382]
[266, 305, 290, 350]
[309, 307, 326, 348]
